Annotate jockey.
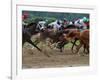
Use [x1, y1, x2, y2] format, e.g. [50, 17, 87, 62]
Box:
[74, 17, 88, 31]
[22, 21, 28, 27]
[62, 18, 68, 28]
[83, 17, 89, 29]
[53, 20, 62, 32]
[69, 21, 73, 25]
[22, 12, 29, 27]
[63, 18, 68, 25]
[36, 21, 46, 31]
[48, 20, 62, 32]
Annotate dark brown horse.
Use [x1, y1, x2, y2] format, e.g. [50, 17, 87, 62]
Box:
[22, 22, 42, 52]
[32, 28, 69, 52]
[55, 24, 79, 52]
[38, 24, 79, 52]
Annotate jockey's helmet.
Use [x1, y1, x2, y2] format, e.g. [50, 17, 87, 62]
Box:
[83, 17, 89, 22]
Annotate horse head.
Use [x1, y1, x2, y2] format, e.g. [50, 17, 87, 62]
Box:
[63, 29, 80, 42]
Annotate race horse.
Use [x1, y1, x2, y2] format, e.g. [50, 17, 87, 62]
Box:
[32, 28, 69, 53]
[77, 30, 89, 54]
[64, 29, 89, 55]
[56, 23, 89, 53]
[55, 24, 79, 52]
[22, 22, 42, 52]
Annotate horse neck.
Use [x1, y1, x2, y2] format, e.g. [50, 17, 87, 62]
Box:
[75, 31, 80, 38]
[43, 29, 56, 40]
[30, 24, 37, 35]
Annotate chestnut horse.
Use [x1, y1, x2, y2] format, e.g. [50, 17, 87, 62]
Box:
[64, 29, 89, 54]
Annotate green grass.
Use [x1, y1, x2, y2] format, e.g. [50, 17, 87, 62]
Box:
[64, 40, 80, 48]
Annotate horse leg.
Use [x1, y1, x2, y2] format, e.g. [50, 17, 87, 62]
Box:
[59, 41, 68, 52]
[57, 42, 63, 52]
[83, 44, 89, 54]
[71, 38, 77, 54]
[60, 47, 63, 52]
[59, 44, 65, 52]
[75, 42, 82, 55]
[27, 39, 42, 52]
[61, 46, 65, 52]
[46, 42, 55, 55]
[59, 40, 69, 52]
[86, 45, 89, 54]
[87, 47, 89, 54]
[47, 42, 53, 50]
[40, 41, 51, 57]
[83, 44, 85, 53]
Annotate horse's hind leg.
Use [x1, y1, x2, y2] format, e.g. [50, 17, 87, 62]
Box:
[83, 44, 88, 54]
[45, 38, 54, 50]
[83, 44, 89, 54]
[75, 42, 82, 55]
[36, 40, 50, 57]
[86, 46, 89, 54]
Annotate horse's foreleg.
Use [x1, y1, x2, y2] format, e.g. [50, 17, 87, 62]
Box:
[71, 39, 77, 53]
[47, 42, 53, 50]
[27, 39, 42, 52]
[36, 39, 51, 57]
[60, 46, 65, 52]
[59, 41, 67, 52]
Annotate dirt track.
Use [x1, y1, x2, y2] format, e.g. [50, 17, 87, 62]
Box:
[22, 43, 89, 69]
